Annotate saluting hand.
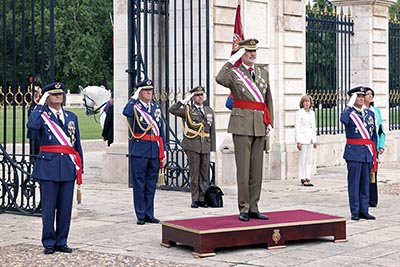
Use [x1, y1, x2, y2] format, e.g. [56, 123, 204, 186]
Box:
[132, 87, 142, 100]
[228, 48, 246, 65]
[38, 92, 49, 106]
[180, 92, 195, 104]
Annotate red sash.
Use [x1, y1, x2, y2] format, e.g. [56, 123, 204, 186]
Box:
[134, 133, 165, 168]
[346, 138, 377, 172]
[233, 99, 272, 125]
[40, 145, 83, 185]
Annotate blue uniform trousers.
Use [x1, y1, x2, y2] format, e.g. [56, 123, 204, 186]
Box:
[346, 161, 371, 216]
[40, 180, 74, 247]
[130, 156, 159, 220]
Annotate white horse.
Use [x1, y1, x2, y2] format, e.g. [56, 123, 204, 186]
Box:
[79, 85, 111, 129]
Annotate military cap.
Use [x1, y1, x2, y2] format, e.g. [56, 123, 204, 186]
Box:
[42, 82, 65, 94]
[347, 86, 366, 96]
[190, 86, 205, 95]
[238, 38, 259, 51]
[136, 79, 154, 91]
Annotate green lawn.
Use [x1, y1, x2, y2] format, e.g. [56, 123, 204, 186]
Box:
[0, 107, 102, 143]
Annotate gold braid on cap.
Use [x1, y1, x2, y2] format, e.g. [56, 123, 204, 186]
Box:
[182, 104, 204, 139]
[127, 106, 153, 140]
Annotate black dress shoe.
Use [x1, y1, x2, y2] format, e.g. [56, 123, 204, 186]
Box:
[145, 217, 160, 223]
[44, 246, 55, 254]
[198, 201, 208, 208]
[55, 245, 72, 253]
[351, 214, 360, 220]
[191, 201, 198, 208]
[239, 213, 249, 221]
[137, 219, 145, 225]
[359, 213, 376, 220]
[249, 212, 269, 220]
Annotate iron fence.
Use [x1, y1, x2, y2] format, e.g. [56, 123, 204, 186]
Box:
[389, 21, 400, 131]
[1, 0, 55, 214]
[128, 0, 211, 191]
[306, 6, 353, 135]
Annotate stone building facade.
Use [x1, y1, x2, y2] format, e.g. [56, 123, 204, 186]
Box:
[106, 0, 399, 185]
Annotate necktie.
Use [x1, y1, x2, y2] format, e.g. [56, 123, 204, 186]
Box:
[248, 67, 255, 81]
[56, 111, 63, 126]
[199, 107, 205, 117]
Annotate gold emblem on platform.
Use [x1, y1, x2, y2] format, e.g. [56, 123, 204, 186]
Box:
[272, 229, 281, 244]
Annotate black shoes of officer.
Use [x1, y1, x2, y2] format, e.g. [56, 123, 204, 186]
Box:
[359, 213, 376, 220]
[249, 212, 269, 220]
[145, 217, 160, 223]
[191, 201, 208, 208]
[44, 246, 55, 254]
[55, 244, 73, 253]
[137, 219, 145, 225]
[239, 213, 249, 221]
[198, 201, 208, 208]
[351, 214, 360, 220]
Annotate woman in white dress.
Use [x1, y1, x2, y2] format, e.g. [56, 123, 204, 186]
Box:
[295, 95, 318, 186]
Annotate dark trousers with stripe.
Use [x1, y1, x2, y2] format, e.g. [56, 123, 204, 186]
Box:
[130, 156, 158, 220]
[40, 180, 74, 248]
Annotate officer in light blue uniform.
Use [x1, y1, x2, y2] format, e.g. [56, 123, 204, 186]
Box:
[27, 82, 83, 254]
[340, 86, 377, 221]
[123, 79, 165, 225]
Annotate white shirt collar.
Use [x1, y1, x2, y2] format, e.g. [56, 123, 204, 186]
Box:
[48, 107, 64, 122]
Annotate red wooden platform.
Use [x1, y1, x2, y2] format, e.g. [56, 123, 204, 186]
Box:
[161, 209, 346, 257]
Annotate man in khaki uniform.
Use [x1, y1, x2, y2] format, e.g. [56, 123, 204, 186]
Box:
[169, 86, 216, 208]
[216, 38, 273, 221]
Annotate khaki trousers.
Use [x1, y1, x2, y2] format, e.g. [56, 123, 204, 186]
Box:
[186, 150, 210, 202]
[232, 134, 264, 213]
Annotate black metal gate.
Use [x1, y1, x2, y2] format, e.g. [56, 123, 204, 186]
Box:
[306, 5, 354, 135]
[127, 0, 211, 190]
[1, 0, 55, 214]
[389, 20, 400, 131]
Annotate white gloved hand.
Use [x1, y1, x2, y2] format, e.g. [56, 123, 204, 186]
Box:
[347, 93, 357, 107]
[228, 48, 246, 65]
[266, 124, 274, 139]
[132, 87, 142, 100]
[38, 92, 49, 106]
[180, 92, 195, 104]
[210, 152, 216, 162]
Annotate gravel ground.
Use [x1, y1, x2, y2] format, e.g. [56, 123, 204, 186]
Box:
[0, 244, 196, 267]
[380, 182, 400, 195]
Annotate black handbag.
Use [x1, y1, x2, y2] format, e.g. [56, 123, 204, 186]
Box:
[205, 183, 224, 208]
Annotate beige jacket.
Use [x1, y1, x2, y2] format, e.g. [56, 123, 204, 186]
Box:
[216, 62, 273, 137]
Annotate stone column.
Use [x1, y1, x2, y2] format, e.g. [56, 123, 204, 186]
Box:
[102, 0, 129, 184]
[268, 0, 307, 180]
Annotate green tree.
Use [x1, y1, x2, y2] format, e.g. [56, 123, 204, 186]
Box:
[54, 0, 113, 92]
[390, 0, 400, 18]
[0, 0, 113, 93]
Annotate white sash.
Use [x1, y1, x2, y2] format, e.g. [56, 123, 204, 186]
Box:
[41, 112, 80, 172]
[232, 67, 263, 103]
[349, 111, 373, 157]
[134, 104, 160, 136]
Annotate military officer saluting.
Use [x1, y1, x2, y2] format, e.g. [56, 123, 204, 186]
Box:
[123, 79, 165, 225]
[169, 86, 216, 208]
[27, 82, 83, 254]
[216, 38, 273, 222]
[340, 86, 378, 221]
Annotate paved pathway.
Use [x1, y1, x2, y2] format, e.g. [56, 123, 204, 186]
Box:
[1, 144, 400, 267]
